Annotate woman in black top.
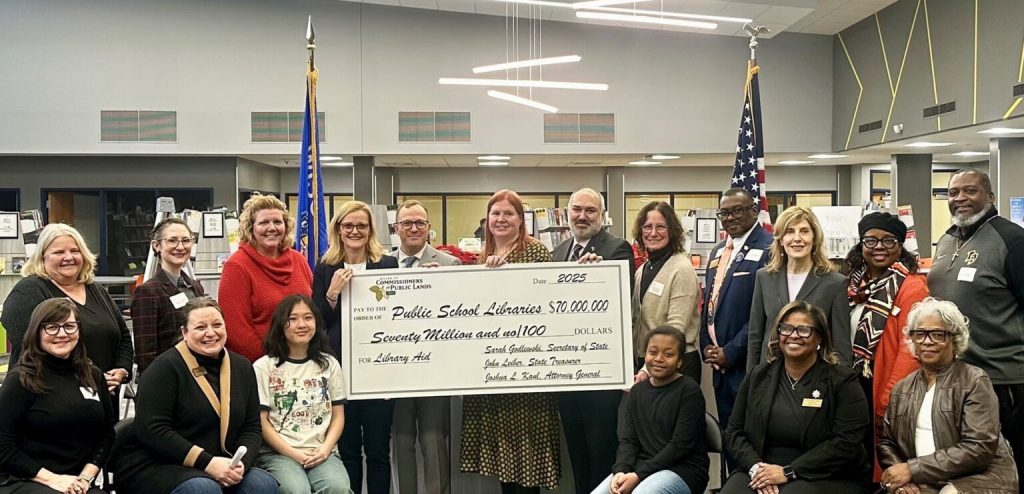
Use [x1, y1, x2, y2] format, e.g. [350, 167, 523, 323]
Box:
[112, 298, 276, 494]
[0, 298, 116, 494]
[1, 224, 133, 392]
[591, 326, 709, 494]
[722, 301, 871, 494]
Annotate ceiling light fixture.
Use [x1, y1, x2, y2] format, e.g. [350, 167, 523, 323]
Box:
[479, 161, 509, 166]
[583, 6, 750, 23]
[978, 127, 1024, 135]
[320, 156, 344, 161]
[478, 155, 512, 160]
[650, 154, 680, 160]
[808, 154, 848, 159]
[493, 0, 573, 8]
[952, 151, 990, 157]
[473, 55, 582, 74]
[572, 0, 651, 9]
[575, 11, 717, 29]
[322, 161, 354, 167]
[439, 77, 608, 90]
[629, 160, 661, 165]
[778, 160, 814, 165]
[904, 142, 955, 148]
[487, 90, 559, 113]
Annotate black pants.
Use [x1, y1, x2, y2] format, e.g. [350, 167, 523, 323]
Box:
[994, 383, 1024, 494]
[720, 472, 871, 494]
[339, 398, 396, 494]
[500, 482, 539, 494]
[558, 389, 623, 494]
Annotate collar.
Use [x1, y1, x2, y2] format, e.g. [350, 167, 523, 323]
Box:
[729, 224, 757, 255]
[571, 237, 592, 251]
[399, 245, 428, 263]
[945, 207, 998, 241]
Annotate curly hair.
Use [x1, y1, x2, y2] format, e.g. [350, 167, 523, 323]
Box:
[238, 193, 295, 252]
[631, 201, 685, 255]
[904, 297, 970, 358]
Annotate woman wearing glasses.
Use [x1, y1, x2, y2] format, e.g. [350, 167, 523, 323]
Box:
[0, 299, 116, 494]
[723, 301, 872, 494]
[630, 201, 701, 383]
[844, 212, 928, 482]
[131, 218, 207, 375]
[747, 206, 852, 373]
[312, 200, 397, 494]
[219, 194, 313, 362]
[2, 223, 133, 393]
[877, 298, 1017, 494]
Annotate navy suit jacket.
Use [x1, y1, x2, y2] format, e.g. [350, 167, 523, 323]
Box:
[699, 225, 773, 388]
[313, 255, 400, 361]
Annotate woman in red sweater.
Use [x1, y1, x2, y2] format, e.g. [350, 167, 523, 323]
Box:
[219, 194, 312, 361]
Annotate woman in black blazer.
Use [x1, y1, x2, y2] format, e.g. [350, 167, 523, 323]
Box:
[311, 200, 398, 494]
[723, 301, 871, 494]
[746, 206, 851, 373]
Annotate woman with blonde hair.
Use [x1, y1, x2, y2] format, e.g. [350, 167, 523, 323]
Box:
[746, 206, 851, 372]
[219, 193, 312, 362]
[1, 223, 133, 393]
[312, 200, 397, 494]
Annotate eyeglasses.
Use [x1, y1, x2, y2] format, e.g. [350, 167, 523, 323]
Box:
[908, 329, 953, 344]
[861, 236, 899, 249]
[158, 237, 195, 248]
[716, 206, 754, 220]
[777, 323, 815, 338]
[340, 223, 370, 232]
[41, 322, 80, 335]
[398, 220, 428, 230]
[641, 224, 668, 233]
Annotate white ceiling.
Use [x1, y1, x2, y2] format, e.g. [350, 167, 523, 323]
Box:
[341, 0, 898, 37]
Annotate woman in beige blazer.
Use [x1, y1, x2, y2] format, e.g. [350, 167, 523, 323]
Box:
[631, 201, 702, 383]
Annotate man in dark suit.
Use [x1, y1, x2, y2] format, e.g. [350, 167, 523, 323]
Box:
[392, 200, 460, 494]
[553, 187, 637, 494]
[700, 188, 772, 427]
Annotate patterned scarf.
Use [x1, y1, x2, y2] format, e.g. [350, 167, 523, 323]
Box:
[849, 261, 909, 377]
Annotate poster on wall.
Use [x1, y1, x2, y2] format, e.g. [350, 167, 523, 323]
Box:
[1010, 197, 1024, 228]
[812, 206, 862, 259]
[0, 213, 19, 239]
[202, 212, 225, 238]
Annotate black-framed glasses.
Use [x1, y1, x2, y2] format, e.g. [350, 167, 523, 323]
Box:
[908, 329, 953, 344]
[861, 236, 899, 249]
[398, 220, 428, 230]
[778, 323, 815, 338]
[716, 206, 755, 220]
[340, 223, 370, 232]
[158, 236, 196, 248]
[41, 322, 80, 335]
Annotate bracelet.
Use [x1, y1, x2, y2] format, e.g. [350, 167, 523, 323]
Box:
[326, 294, 338, 302]
[76, 475, 95, 484]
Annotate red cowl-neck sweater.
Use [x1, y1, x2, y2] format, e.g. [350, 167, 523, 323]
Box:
[218, 243, 312, 361]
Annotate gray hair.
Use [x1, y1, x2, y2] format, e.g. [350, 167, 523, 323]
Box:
[568, 188, 606, 211]
[904, 297, 971, 357]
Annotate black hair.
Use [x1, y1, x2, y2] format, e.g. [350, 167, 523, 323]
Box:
[263, 294, 333, 370]
[723, 187, 756, 203]
[645, 325, 685, 354]
[952, 168, 992, 195]
[19, 298, 98, 394]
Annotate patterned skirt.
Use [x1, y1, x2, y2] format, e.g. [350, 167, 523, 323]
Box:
[460, 392, 562, 489]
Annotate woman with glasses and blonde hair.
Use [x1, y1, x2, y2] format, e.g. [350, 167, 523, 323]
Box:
[747, 206, 852, 373]
[2, 223, 133, 393]
[219, 193, 312, 362]
[0, 298, 117, 494]
[312, 200, 397, 494]
[723, 301, 872, 494]
[131, 218, 207, 375]
[877, 298, 1017, 494]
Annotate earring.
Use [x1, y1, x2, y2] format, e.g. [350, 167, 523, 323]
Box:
[816, 344, 821, 350]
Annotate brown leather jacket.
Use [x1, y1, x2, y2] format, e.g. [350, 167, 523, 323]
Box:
[878, 360, 1018, 493]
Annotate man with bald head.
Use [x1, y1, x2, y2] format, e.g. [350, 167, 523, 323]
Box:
[553, 187, 636, 494]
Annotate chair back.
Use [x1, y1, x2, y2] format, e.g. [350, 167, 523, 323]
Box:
[705, 412, 723, 453]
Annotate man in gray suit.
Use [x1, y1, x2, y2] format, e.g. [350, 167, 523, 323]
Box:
[553, 187, 636, 494]
[392, 199, 460, 494]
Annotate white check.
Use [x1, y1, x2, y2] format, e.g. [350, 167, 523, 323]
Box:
[342, 260, 634, 399]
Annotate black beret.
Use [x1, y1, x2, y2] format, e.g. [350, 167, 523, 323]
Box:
[858, 212, 907, 241]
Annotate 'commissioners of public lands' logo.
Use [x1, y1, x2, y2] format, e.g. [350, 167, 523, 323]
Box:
[369, 276, 433, 302]
[369, 285, 390, 301]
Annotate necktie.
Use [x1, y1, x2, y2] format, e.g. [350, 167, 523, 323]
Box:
[569, 244, 584, 261]
[403, 256, 418, 268]
[707, 238, 734, 347]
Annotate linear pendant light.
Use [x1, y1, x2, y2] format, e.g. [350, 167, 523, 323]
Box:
[488, 90, 559, 113]
[473, 55, 582, 74]
[439, 77, 608, 90]
[493, 0, 573, 8]
[572, 0, 651, 9]
[584, 6, 751, 23]
[575, 11, 717, 29]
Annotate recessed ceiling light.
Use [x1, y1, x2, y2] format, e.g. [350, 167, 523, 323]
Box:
[629, 160, 661, 165]
[952, 151, 990, 157]
[978, 127, 1024, 135]
[321, 156, 345, 161]
[904, 142, 955, 148]
[323, 161, 353, 167]
[479, 161, 509, 166]
[478, 155, 511, 160]
[650, 155, 680, 160]
[778, 160, 814, 165]
[808, 154, 848, 159]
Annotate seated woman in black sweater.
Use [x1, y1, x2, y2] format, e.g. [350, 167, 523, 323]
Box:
[723, 301, 871, 494]
[0, 298, 115, 494]
[591, 326, 709, 494]
[112, 297, 277, 494]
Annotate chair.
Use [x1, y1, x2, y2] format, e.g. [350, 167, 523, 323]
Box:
[705, 412, 727, 492]
[104, 417, 135, 492]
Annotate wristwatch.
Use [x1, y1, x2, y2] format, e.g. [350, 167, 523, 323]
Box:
[783, 465, 797, 480]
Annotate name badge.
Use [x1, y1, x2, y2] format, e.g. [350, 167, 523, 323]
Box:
[170, 292, 189, 309]
[744, 249, 764, 262]
[713, 249, 723, 260]
[709, 259, 720, 269]
[801, 398, 823, 408]
[957, 267, 977, 283]
[80, 386, 100, 401]
[648, 281, 665, 296]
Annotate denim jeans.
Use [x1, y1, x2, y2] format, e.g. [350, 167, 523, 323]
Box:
[590, 470, 693, 494]
[256, 450, 353, 494]
[169, 467, 278, 494]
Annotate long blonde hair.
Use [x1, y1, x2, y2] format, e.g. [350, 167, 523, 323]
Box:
[238, 194, 295, 252]
[22, 223, 97, 284]
[321, 201, 384, 264]
[765, 206, 833, 275]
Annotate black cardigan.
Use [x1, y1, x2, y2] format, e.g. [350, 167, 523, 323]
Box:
[312, 255, 399, 361]
[724, 358, 871, 482]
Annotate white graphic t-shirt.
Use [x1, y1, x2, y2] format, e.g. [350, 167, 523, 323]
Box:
[254, 354, 347, 450]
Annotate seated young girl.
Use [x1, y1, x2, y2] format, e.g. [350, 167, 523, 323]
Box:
[592, 326, 709, 494]
[253, 294, 353, 494]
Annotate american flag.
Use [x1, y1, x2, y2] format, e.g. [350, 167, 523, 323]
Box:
[732, 60, 772, 232]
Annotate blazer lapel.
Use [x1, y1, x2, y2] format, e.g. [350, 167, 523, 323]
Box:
[716, 242, 749, 308]
[586, 230, 608, 256]
[793, 271, 825, 301]
[799, 360, 830, 445]
[753, 363, 782, 446]
[422, 245, 439, 264]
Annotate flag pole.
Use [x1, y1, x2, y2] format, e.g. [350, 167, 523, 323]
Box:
[306, 15, 316, 66]
[743, 24, 770, 62]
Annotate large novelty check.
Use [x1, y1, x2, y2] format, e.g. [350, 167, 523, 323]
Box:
[341, 261, 633, 399]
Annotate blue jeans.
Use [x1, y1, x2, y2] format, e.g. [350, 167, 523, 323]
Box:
[590, 470, 692, 494]
[256, 450, 353, 494]
[169, 468, 278, 494]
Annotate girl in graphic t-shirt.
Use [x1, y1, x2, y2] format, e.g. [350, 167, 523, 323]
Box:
[253, 295, 353, 494]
